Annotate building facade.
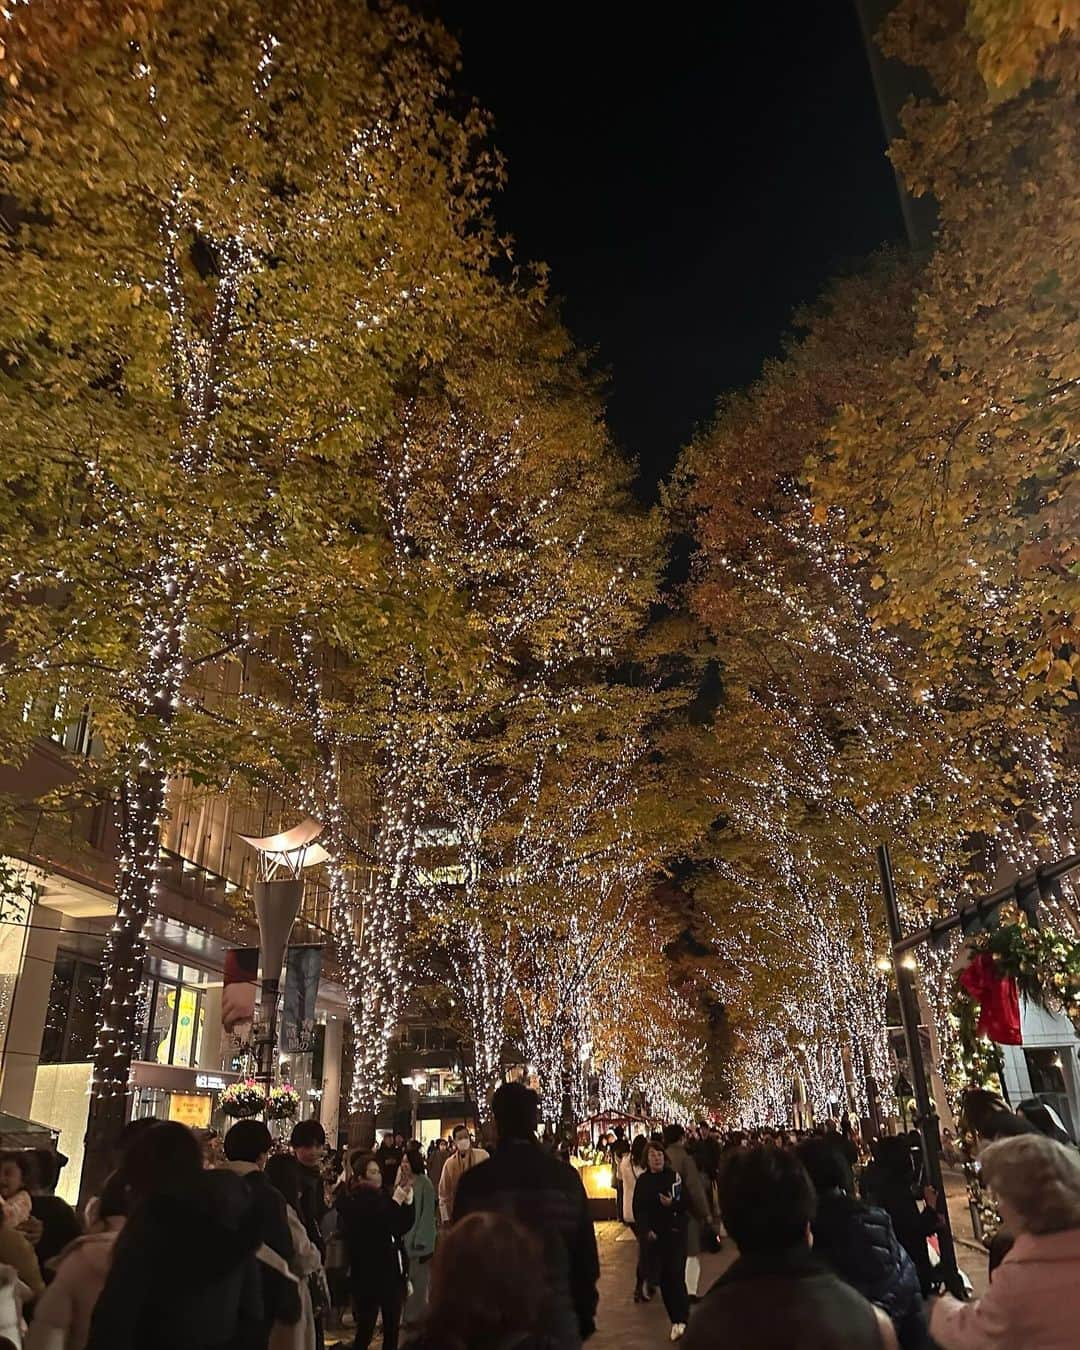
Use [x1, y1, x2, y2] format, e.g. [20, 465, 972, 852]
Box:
[0, 732, 348, 1203]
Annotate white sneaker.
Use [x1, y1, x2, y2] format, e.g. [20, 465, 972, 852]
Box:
[670, 1325, 686, 1341]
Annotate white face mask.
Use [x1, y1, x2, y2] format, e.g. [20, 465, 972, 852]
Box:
[455, 1137, 471, 1154]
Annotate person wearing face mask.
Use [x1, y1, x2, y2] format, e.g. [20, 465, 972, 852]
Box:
[437, 1126, 488, 1224]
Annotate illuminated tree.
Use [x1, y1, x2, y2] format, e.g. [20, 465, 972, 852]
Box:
[0, 0, 501, 1182]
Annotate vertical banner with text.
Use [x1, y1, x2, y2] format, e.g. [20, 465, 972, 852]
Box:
[280, 945, 323, 1053]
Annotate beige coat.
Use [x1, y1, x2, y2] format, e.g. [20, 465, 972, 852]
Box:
[267, 1206, 322, 1350]
[437, 1147, 489, 1222]
[25, 1231, 122, 1350]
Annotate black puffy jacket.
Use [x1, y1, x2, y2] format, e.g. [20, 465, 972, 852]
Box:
[811, 1189, 929, 1350]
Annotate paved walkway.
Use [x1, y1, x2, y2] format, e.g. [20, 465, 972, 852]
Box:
[591, 1222, 736, 1348]
[333, 1195, 989, 1347]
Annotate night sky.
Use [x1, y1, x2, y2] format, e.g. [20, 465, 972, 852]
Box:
[436, 2, 907, 496]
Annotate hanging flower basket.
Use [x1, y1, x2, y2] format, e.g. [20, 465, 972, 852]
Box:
[266, 1084, 301, 1121]
[221, 1079, 266, 1119]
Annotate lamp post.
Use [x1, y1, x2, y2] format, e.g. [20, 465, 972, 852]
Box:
[878, 843, 964, 1298]
[240, 819, 327, 1092]
[877, 841, 1080, 1301]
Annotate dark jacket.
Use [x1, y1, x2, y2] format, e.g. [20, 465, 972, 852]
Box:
[811, 1189, 928, 1349]
[225, 1163, 300, 1333]
[86, 1169, 263, 1350]
[696, 1135, 721, 1183]
[453, 1138, 599, 1347]
[375, 1143, 402, 1190]
[295, 1160, 327, 1257]
[632, 1166, 688, 1240]
[336, 1182, 414, 1294]
[864, 1172, 939, 1296]
[682, 1246, 884, 1350]
[31, 1193, 83, 1282]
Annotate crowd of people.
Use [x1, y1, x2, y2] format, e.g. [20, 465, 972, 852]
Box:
[0, 1085, 1073, 1348]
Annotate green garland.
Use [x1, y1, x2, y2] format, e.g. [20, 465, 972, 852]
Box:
[972, 921, 1080, 1032]
[947, 919, 1080, 1248]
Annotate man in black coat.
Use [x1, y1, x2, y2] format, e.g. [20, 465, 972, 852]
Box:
[290, 1118, 328, 1255]
[223, 1120, 301, 1346]
[682, 1145, 898, 1350]
[453, 1083, 599, 1348]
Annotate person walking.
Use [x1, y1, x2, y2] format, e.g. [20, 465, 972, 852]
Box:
[633, 1142, 690, 1341]
[0, 1156, 33, 1232]
[621, 1136, 648, 1301]
[425, 1139, 449, 1203]
[375, 1134, 402, 1192]
[696, 1126, 722, 1217]
[335, 1151, 414, 1350]
[405, 1212, 546, 1350]
[798, 1137, 928, 1350]
[682, 1144, 898, 1350]
[400, 1147, 436, 1332]
[865, 1136, 940, 1297]
[930, 1133, 1080, 1350]
[263, 1153, 324, 1350]
[26, 1152, 81, 1287]
[663, 1124, 711, 1303]
[85, 1122, 265, 1350]
[437, 1126, 488, 1224]
[453, 1083, 599, 1350]
[289, 1122, 328, 1257]
[221, 1120, 301, 1348]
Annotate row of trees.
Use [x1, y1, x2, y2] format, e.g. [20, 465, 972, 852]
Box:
[677, 0, 1078, 1123]
[0, 0, 708, 1183]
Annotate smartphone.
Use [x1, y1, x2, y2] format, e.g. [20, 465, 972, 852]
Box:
[672, 1178, 682, 1203]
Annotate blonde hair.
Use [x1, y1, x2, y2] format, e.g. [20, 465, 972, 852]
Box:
[980, 1133, 1080, 1234]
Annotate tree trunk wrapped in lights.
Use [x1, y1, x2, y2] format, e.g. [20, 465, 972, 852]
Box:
[0, 0, 508, 1196]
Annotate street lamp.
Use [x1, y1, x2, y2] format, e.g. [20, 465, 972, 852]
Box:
[240, 818, 327, 1089]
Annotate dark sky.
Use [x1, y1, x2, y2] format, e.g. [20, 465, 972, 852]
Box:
[436, 3, 907, 496]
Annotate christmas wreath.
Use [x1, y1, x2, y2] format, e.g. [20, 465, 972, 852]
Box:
[221, 1079, 266, 1119]
[952, 920, 1080, 1081]
[973, 922, 1080, 1030]
[266, 1084, 301, 1120]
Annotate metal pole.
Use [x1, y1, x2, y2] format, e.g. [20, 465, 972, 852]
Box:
[877, 843, 966, 1299]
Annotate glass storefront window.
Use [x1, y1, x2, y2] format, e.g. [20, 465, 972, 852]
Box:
[171, 986, 200, 1067]
[68, 961, 102, 1060]
[145, 982, 176, 1064]
[40, 954, 75, 1064]
[42, 954, 209, 1069]
[39, 952, 102, 1064]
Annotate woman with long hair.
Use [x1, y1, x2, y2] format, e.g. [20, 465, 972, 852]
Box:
[407, 1211, 544, 1350]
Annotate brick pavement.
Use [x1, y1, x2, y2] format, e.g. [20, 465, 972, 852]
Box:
[590, 1222, 736, 1349]
[332, 1207, 987, 1347]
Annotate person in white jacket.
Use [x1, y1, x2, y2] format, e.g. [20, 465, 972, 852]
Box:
[265, 1154, 324, 1350]
[25, 1171, 129, 1350]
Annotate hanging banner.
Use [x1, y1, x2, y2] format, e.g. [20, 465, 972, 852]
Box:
[222, 947, 259, 1046]
[280, 945, 323, 1053]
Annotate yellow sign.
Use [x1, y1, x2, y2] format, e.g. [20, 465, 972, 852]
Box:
[169, 1093, 212, 1129]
